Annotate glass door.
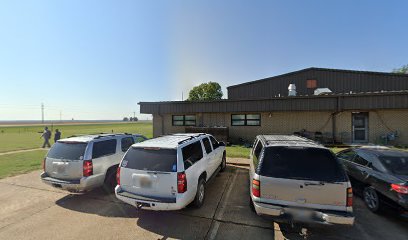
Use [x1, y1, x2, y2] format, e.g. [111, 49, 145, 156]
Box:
[352, 113, 368, 143]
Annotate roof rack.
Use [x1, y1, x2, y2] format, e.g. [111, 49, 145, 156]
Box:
[259, 135, 322, 147]
[175, 133, 207, 145]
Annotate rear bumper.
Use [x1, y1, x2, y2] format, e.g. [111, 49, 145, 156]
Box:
[115, 186, 189, 211]
[40, 172, 103, 192]
[253, 201, 354, 226]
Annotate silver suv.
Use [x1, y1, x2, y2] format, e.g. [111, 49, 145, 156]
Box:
[41, 133, 147, 192]
[249, 135, 354, 226]
[115, 133, 226, 210]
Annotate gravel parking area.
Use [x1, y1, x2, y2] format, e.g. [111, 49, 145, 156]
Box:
[0, 162, 407, 240]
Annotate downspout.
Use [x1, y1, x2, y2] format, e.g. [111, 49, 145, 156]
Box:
[331, 96, 342, 143]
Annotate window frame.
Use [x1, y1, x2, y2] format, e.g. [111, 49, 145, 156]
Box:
[202, 137, 213, 154]
[121, 137, 135, 152]
[92, 139, 117, 159]
[181, 140, 204, 170]
[231, 114, 261, 126]
[172, 115, 196, 126]
[252, 140, 263, 172]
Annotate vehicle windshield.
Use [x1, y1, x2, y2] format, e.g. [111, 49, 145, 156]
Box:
[379, 156, 408, 175]
[260, 146, 346, 182]
[47, 142, 87, 160]
[122, 147, 177, 172]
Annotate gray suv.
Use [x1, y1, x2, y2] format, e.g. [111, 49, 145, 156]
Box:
[41, 133, 147, 192]
[249, 135, 354, 226]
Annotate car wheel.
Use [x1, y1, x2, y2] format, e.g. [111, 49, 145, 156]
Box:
[249, 196, 256, 212]
[220, 152, 227, 172]
[192, 178, 206, 208]
[103, 168, 117, 194]
[363, 186, 381, 213]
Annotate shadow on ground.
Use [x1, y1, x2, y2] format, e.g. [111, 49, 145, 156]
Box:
[54, 165, 408, 240]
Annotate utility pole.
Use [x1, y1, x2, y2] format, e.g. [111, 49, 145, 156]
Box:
[41, 103, 44, 124]
[133, 112, 136, 119]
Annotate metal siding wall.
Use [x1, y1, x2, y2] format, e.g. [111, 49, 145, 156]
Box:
[228, 69, 408, 100]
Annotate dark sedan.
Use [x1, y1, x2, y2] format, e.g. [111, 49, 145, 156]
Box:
[336, 147, 408, 214]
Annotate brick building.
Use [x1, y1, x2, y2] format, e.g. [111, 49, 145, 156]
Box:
[140, 68, 408, 145]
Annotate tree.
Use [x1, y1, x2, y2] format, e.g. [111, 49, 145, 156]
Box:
[188, 82, 223, 101]
[123, 117, 129, 121]
[392, 64, 408, 74]
[133, 117, 138, 122]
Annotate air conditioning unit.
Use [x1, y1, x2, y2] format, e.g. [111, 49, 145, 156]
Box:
[314, 88, 332, 95]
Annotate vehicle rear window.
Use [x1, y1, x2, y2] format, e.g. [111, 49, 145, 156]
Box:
[379, 156, 408, 175]
[259, 147, 346, 182]
[47, 142, 87, 160]
[122, 147, 177, 172]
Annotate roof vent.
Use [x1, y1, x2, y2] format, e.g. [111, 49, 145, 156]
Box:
[288, 84, 297, 96]
[314, 88, 332, 95]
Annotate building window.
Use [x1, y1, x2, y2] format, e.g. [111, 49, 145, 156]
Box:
[231, 114, 261, 126]
[172, 115, 196, 126]
[306, 79, 317, 89]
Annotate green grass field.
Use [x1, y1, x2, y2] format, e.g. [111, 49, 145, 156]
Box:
[0, 150, 48, 179]
[226, 145, 251, 158]
[0, 122, 153, 153]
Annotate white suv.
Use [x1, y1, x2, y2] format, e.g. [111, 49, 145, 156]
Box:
[115, 133, 226, 210]
[41, 133, 147, 192]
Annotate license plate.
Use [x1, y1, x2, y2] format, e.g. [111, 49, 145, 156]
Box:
[53, 164, 66, 174]
[287, 209, 314, 219]
[139, 177, 152, 188]
[136, 201, 151, 207]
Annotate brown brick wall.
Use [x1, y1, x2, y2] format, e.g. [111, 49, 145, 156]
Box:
[368, 110, 408, 145]
[152, 110, 408, 145]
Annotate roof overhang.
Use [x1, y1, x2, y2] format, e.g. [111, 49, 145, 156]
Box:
[139, 91, 408, 114]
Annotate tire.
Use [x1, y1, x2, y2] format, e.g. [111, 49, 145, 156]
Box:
[249, 196, 256, 212]
[220, 152, 227, 172]
[363, 186, 381, 213]
[103, 168, 117, 194]
[192, 178, 206, 208]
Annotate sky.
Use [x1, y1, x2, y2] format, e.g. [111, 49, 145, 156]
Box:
[0, 0, 407, 120]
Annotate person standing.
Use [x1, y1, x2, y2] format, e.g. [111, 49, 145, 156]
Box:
[40, 127, 51, 148]
[54, 129, 61, 143]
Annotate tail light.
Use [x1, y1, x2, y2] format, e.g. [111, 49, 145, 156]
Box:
[116, 167, 121, 186]
[252, 179, 260, 197]
[391, 184, 408, 194]
[42, 158, 46, 172]
[346, 187, 353, 207]
[177, 172, 187, 193]
[83, 160, 93, 177]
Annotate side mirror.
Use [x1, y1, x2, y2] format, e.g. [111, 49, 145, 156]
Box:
[218, 141, 226, 147]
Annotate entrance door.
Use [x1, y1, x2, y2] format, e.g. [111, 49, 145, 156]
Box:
[352, 112, 368, 143]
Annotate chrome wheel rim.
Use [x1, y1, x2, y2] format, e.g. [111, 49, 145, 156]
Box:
[364, 189, 378, 209]
[198, 184, 205, 203]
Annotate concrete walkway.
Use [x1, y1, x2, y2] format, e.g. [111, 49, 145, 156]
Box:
[0, 148, 47, 156]
[226, 157, 249, 166]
